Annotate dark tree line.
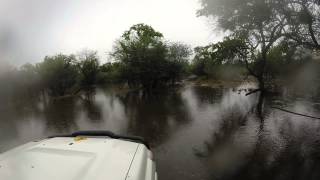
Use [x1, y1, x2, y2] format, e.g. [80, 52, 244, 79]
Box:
[0, 24, 192, 101]
[1, 0, 319, 101]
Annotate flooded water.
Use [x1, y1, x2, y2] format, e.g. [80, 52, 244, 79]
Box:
[1, 83, 320, 180]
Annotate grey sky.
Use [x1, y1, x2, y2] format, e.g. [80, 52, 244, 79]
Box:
[0, 0, 222, 66]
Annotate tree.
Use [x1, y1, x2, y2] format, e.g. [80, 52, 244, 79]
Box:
[18, 63, 41, 97]
[282, 0, 320, 50]
[198, 0, 320, 115]
[192, 38, 247, 77]
[166, 42, 192, 84]
[77, 50, 100, 87]
[99, 62, 126, 83]
[198, 0, 291, 91]
[37, 54, 79, 97]
[192, 46, 209, 77]
[111, 23, 168, 89]
[198, 0, 320, 87]
[197, 0, 300, 116]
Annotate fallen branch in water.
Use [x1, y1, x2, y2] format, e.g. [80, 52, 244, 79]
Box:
[271, 106, 320, 120]
[245, 89, 262, 96]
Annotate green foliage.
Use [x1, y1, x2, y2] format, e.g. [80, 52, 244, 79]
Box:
[77, 50, 100, 87]
[197, 0, 320, 89]
[99, 62, 125, 83]
[167, 42, 192, 63]
[264, 42, 311, 79]
[111, 24, 167, 89]
[18, 63, 42, 96]
[198, 0, 320, 65]
[0, 24, 192, 100]
[282, 0, 320, 49]
[0, 63, 47, 107]
[37, 54, 79, 96]
[198, 0, 278, 32]
[166, 42, 192, 83]
[191, 37, 247, 78]
[111, 24, 192, 89]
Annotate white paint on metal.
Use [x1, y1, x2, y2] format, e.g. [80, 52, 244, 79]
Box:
[0, 137, 157, 180]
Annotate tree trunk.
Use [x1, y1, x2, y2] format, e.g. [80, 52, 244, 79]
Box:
[256, 91, 265, 122]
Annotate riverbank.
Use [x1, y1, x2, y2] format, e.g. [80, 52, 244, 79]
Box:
[36, 77, 254, 101]
[186, 77, 255, 89]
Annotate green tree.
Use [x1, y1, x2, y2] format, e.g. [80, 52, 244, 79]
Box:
[192, 45, 214, 77]
[282, 0, 320, 50]
[99, 62, 126, 83]
[265, 41, 300, 79]
[198, 0, 320, 89]
[198, 0, 320, 114]
[77, 50, 100, 87]
[111, 23, 168, 89]
[166, 42, 192, 84]
[37, 54, 79, 97]
[198, 0, 290, 91]
[192, 38, 247, 77]
[18, 63, 41, 97]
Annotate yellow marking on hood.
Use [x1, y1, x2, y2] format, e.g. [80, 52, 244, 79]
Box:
[74, 137, 87, 142]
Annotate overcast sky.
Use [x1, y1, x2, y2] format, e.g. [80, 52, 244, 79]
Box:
[0, 0, 222, 66]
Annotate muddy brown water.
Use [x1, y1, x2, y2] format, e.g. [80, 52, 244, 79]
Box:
[1, 83, 320, 180]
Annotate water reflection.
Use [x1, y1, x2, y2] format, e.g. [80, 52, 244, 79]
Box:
[42, 97, 79, 133]
[80, 90, 103, 122]
[0, 100, 45, 151]
[0, 84, 320, 180]
[192, 86, 223, 105]
[193, 86, 320, 180]
[118, 89, 192, 146]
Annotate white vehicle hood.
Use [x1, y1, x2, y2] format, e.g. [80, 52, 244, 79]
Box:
[0, 137, 140, 180]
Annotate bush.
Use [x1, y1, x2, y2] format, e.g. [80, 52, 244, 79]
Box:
[37, 54, 79, 96]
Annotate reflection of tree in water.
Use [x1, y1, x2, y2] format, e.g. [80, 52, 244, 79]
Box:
[192, 86, 224, 105]
[80, 89, 103, 122]
[268, 122, 320, 180]
[196, 95, 320, 180]
[42, 97, 78, 133]
[195, 110, 250, 158]
[118, 89, 192, 147]
[278, 122, 320, 180]
[0, 108, 28, 151]
[229, 119, 320, 180]
[0, 98, 43, 144]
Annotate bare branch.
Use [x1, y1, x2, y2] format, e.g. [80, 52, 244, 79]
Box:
[245, 89, 262, 96]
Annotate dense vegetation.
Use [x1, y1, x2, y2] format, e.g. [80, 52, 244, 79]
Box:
[0, 24, 192, 103]
[191, 38, 248, 80]
[0, 0, 319, 104]
[194, 0, 320, 113]
[111, 24, 192, 89]
[196, 0, 320, 91]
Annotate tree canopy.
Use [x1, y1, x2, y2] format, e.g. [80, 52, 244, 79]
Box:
[37, 54, 79, 96]
[111, 24, 167, 89]
[282, 0, 320, 49]
[111, 24, 192, 89]
[192, 37, 247, 76]
[197, 0, 320, 90]
[77, 50, 100, 87]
